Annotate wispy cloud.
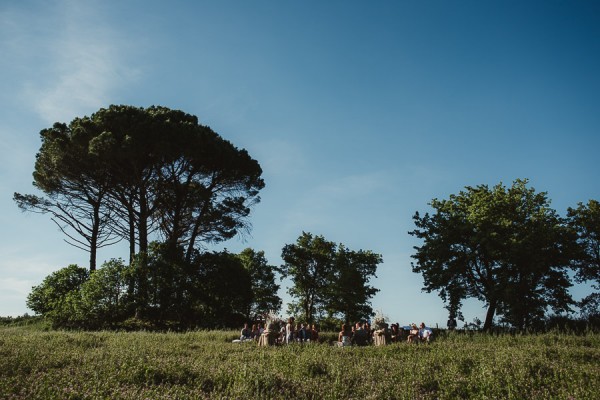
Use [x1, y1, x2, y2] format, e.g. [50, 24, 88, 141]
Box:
[4, 0, 141, 124]
[0, 277, 34, 299]
[281, 170, 390, 234]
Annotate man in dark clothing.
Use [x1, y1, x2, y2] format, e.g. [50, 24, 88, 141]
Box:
[351, 322, 369, 346]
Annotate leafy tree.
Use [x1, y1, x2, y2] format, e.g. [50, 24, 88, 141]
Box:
[14, 122, 118, 271]
[280, 232, 337, 323]
[237, 248, 282, 319]
[410, 179, 575, 331]
[78, 259, 132, 327]
[567, 199, 600, 318]
[325, 245, 381, 324]
[194, 251, 253, 327]
[280, 232, 381, 324]
[15, 105, 265, 275]
[61, 259, 134, 329]
[17, 106, 264, 319]
[26, 264, 89, 327]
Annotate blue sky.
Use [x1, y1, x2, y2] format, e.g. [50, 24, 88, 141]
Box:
[1, 0, 598, 327]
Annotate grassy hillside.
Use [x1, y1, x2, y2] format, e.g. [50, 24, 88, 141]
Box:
[0, 327, 598, 399]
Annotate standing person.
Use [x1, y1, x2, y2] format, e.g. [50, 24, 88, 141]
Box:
[279, 324, 286, 344]
[251, 324, 260, 340]
[390, 323, 401, 343]
[258, 323, 276, 346]
[407, 323, 419, 343]
[363, 322, 372, 344]
[296, 323, 307, 342]
[285, 317, 295, 344]
[310, 324, 319, 342]
[337, 324, 352, 347]
[351, 322, 368, 346]
[419, 322, 433, 343]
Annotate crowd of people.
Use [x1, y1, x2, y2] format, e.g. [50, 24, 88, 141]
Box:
[237, 318, 434, 346]
[237, 317, 319, 345]
[337, 321, 433, 346]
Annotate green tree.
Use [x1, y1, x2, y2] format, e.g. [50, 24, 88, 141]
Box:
[567, 199, 600, 318]
[325, 245, 381, 324]
[280, 232, 337, 323]
[17, 105, 264, 319]
[73, 259, 133, 329]
[14, 122, 118, 271]
[280, 232, 381, 324]
[237, 248, 282, 319]
[15, 105, 265, 274]
[195, 251, 253, 327]
[26, 264, 89, 327]
[410, 179, 574, 331]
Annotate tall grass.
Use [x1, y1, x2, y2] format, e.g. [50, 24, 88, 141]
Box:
[0, 327, 598, 399]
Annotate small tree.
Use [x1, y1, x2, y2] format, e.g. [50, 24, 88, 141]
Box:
[280, 232, 337, 323]
[195, 251, 253, 328]
[325, 245, 381, 324]
[26, 264, 89, 327]
[280, 232, 381, 324]
[237, 248, 282, 320]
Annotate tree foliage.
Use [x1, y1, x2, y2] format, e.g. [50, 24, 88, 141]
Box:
[237, 248, 282, 319]
[15, 105, 265, 271]
[280, 233, 337, 323]
[26, 264, 89, 328]
[27, 250, 256, 330]
[567, 199, 600, 318]
[280, 232, 381, 324]
[410, 179, 575, 331]
[325, 245, 381, 324]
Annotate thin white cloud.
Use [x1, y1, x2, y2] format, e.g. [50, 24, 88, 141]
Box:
[281, 170, 390, 234]
[4, 0, 141, 124]
[0, 277, 34, 299]
[0, 252, 66, 316]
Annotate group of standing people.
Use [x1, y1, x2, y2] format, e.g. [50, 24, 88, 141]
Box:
[337, 321, 433, 346]
[238, 317, 319, 346]
[238, 318, 434, 346]
[283, 317, 319, 343]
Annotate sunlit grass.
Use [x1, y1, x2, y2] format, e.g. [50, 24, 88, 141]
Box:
[0, 327, 598, 399]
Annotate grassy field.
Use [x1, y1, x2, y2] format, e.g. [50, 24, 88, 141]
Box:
[0, 326, 598, 399]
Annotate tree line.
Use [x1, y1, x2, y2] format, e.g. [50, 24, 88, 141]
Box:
[16, 106, 381, 329]
[15, 105, 598, 331]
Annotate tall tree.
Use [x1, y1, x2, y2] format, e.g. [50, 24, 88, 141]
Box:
[15, 105, 265, 272]
[410, 179, 574, 331]
[237, 248, 282, 320]
[14, 122, 119, 271]
[567, 199, 600, 317]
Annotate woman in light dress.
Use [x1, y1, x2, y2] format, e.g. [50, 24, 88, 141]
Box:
[337, 323, 352, 347]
